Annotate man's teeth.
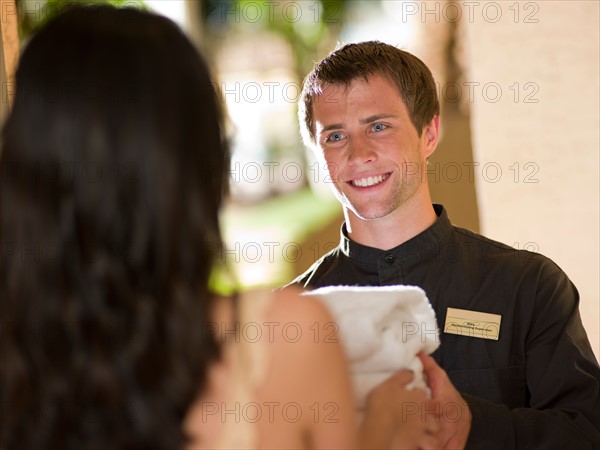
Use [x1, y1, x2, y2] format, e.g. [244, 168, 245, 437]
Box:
[351, 174, 388, 187]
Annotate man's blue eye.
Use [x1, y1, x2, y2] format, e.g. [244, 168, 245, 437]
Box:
[330, 133, 342, 141]
[373, 123, 386, 132]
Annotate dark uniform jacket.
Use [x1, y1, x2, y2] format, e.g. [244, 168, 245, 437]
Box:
[288, 204, 600, 449]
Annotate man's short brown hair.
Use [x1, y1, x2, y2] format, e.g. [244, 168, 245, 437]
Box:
[299, 41, 440, 146]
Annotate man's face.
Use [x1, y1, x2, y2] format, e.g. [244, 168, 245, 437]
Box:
[312, 74, 438, 221]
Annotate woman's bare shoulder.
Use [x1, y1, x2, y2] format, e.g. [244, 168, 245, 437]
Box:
[211, 294, 233, 323]
[267, 287, 335, 326]
[258, 287, 357, 448]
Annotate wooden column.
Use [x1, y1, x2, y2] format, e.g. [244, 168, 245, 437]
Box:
[1, 0, 19, 122]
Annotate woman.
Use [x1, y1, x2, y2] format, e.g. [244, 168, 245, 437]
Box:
[0, 6, 436, 449]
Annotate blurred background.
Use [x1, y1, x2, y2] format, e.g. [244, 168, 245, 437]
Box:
[1, 0, 598, 357]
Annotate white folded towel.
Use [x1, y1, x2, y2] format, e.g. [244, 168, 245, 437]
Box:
[303, 285, 439, 409]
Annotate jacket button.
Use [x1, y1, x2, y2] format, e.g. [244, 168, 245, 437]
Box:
[384, 254, 395, 264]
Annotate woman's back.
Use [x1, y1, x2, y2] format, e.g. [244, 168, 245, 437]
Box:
[184, 289, 356, 449]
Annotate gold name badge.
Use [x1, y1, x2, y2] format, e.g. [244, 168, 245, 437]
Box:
[444, 307, 502, 340]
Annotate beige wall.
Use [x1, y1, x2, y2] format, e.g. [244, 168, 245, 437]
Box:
[464, 1, 599, 357]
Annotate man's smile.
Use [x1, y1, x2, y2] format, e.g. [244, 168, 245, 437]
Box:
[348, 172, 392, 188]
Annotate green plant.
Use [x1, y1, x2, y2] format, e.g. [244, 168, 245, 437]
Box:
[16, 0, 146, 41]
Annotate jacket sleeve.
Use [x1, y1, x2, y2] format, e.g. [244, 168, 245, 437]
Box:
[463, 263, 600, 450]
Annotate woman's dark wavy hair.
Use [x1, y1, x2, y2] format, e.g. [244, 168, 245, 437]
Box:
[0, 6, 228, 450]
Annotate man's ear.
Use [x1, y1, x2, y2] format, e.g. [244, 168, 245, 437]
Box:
[422, 115, 440, 159]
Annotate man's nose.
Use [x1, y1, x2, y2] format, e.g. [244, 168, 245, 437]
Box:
[347, 135, 377, 165]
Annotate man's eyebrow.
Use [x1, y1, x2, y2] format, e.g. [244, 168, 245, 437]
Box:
[319, 114, 397, 133]
[320, 123, 344, 133]
[359, 114, 397, 124]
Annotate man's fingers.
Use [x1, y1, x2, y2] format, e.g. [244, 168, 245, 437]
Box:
[424, 412, 441, 435]
[418, 351, 438, 373]
[417, 434, 444, 450]
[418, 352, 445, 394]
[383, 369, 415, 387]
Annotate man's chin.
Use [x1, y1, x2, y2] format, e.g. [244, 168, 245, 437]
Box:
[347, 205, 395, 221]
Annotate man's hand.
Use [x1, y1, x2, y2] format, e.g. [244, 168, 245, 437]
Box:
[419, 352, 472, 449]
[360, 370, 440, 449]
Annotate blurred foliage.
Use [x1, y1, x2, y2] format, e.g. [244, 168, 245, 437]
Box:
[200, 0, 348, 78]
[197, 0, 350, 165]
[16, 0, 146, 41]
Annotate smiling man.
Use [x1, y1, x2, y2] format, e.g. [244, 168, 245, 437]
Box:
[311, 71, 439, 250]
[286, 41, 600, 449]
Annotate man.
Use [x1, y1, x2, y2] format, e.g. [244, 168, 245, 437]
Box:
[287, 41, 600, 449]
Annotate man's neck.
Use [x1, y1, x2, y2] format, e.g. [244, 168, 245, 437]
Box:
[345, 200, 437, 251]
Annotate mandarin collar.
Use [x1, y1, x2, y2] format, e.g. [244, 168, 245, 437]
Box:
[339, 204, 453, 265]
